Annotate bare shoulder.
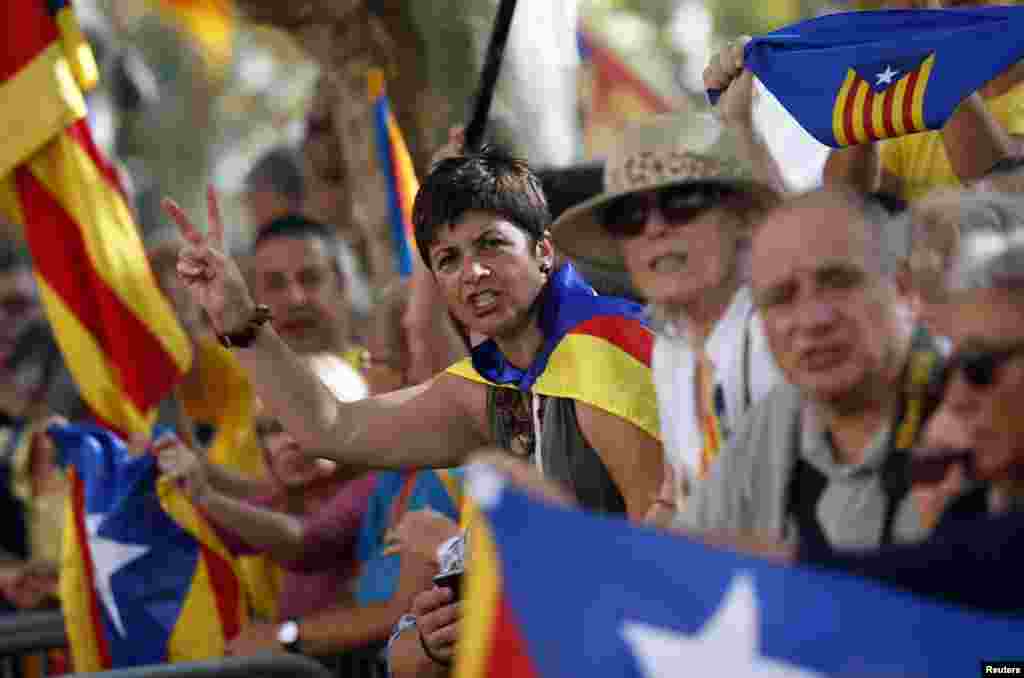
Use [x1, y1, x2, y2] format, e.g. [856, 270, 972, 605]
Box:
[574, 400, 656, 449]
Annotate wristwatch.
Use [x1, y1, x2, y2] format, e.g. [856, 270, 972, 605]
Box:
[217, 304, 272, 349]
[277, 619, 302, 653]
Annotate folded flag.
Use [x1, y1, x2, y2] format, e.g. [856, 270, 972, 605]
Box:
[456, 466, 1023, 678]
[54, 424, 246, 669]
[710, 7, 1024, 147]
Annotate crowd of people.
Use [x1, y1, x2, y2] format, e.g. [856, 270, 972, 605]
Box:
[1, 0, 1024, 675]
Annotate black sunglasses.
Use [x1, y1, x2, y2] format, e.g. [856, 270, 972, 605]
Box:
[597, 183, 734, 239]
[939, 341, 1024, 391]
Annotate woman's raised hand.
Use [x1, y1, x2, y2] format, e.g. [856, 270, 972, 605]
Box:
[161, 186, 255, 335]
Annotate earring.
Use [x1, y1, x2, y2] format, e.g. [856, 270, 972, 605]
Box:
[540, 261, 552, 275]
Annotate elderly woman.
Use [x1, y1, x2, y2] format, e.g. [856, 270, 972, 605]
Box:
[794, 194, 1024, 615]
[550, 114, 784, 499]
[163, 148, 664, 521]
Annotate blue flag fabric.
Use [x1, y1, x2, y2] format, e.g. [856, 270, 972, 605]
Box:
[53, 424, 246, 668]
[461, 470, 1023, 678]
[711, 7, 1024, 147]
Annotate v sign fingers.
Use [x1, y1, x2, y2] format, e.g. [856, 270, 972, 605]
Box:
[206, 185, 226, 251]
[160, 194, 257, 335]
[162, 197, 205, 246]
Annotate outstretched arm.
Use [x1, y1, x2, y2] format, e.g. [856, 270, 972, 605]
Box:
[162, 190, 490, 470]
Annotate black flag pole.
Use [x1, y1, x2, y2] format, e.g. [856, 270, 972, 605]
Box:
[463, 0, 519, 152]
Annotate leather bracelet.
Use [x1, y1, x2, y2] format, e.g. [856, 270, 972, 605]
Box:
[217, 304, 272, 349]
[418, 628, 451, 667]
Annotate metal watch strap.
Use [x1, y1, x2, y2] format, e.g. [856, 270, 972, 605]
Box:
[217, 304, 272, 349]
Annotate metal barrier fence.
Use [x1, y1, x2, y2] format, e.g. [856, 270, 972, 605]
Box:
[74, 654, 334, 678]
[0, 610, 67, 656]
[0, 612, 380, 678]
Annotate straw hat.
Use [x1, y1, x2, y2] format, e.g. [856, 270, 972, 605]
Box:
[551, 113, 762, 272]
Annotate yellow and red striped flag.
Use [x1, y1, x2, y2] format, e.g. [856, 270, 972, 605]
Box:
[831, 54, 936, 148]
[0, 3, 250, 673]
[0, 0, 192, 437]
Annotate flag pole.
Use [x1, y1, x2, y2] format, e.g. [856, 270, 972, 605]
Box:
[464, 0, 519, 152]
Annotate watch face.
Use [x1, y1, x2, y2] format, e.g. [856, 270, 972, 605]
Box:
[278, 620, 299, 645]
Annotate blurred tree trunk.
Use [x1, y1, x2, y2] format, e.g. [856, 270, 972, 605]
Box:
[232, 0, 579, 290]
[232, 0, 432, 291]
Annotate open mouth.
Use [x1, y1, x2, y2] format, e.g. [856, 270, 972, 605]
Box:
[468, 290, 499, 314]
[649, 252, 688, 274]
[801, 346, 847, 371]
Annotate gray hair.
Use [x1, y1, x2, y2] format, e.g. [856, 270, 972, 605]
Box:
[757, 187, 908, 277]
[948, 192, 1024, 292]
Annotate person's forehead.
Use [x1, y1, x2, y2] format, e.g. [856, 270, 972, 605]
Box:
[253, 236, 331, 272]
[751, 204, 870, 282]
[433, 211, 521, 247]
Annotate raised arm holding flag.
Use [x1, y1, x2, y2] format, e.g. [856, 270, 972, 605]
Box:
[705, 1, 1024, 200]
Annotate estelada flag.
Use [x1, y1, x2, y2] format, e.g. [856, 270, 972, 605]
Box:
[710, 7, 1024, 148]
[456, 466, 1024, 678]
[53, 424, 247, 669]
[368, 68, 420, 279]
[445, 263, 658, 442]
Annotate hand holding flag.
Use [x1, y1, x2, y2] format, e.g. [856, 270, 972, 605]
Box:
[708, 6, 1024, 148]
[704, 36, 757, 128]
[162, 187, 256, 337]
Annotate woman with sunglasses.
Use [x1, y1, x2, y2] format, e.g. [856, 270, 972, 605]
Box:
[550, 114, 786, 506]
[794, 218, 1024, 615]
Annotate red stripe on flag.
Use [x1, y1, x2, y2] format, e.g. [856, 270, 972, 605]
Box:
[70, 470, 113, 669]
[0, 3, 58, 82]
[862, 87, 876, 142]
[571, 316, 653, 367]
[15, 164, 182, 414]
[487, 596, 541, 677]
[882, 84, 897, 139]
[198, 545, 242, 641]
[843, 79, 861, 148]
[66, 120, 131, 202]
[903, 68, 921, 133]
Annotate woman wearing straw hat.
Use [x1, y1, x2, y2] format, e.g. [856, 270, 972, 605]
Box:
[163, 148, 664, 523]
[550, 112, 787, 513]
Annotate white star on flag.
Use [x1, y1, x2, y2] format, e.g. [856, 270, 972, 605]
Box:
[622, 574, 824, 678]
[86, 514, 150, 638]
[875, 66, 899, 87]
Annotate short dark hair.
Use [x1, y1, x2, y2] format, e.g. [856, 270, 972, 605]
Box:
[412, 146, 551, 268]
[245, 147, 305, 205]
[252, 214, 336, 252]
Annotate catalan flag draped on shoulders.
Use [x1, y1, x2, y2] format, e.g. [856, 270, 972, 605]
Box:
[445, 263, 658, 513]
[0, 2, 247, 671]
[718, 6, 1024, 148]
